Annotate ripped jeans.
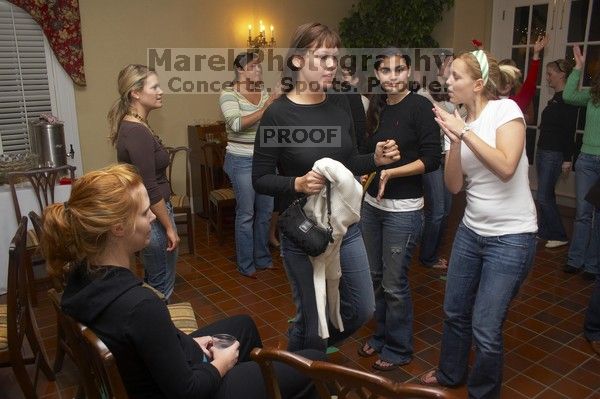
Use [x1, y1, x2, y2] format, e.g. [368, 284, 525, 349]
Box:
[360, 202, 423, 364]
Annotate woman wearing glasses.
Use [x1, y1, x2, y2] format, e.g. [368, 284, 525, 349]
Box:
[535, 59, 578, 250]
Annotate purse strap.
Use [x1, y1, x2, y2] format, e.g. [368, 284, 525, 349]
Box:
[325, 181, 334, 243]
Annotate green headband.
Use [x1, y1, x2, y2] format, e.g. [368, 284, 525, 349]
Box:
[471, 50, 489, 84]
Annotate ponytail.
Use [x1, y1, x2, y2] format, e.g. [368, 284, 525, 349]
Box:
[108, 96, 131, 145]
[41, 203, 79, 277]
[107, 64, 154, 146]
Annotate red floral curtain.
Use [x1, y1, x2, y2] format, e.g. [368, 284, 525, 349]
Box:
[8, 0, 86, 86]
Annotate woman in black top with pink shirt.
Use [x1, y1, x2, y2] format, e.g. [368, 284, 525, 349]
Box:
[357, 48, 440, 370]
[108, 64, 179, 300]
[252, 23, 400, 353]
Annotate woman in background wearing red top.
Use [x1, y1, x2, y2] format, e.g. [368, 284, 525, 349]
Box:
[499, 35, 548, 121]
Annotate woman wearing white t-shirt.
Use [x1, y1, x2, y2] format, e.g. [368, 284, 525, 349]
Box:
[421, 50, 537, 399]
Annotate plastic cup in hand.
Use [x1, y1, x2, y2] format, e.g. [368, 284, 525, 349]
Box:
[212, 333, 236, 349]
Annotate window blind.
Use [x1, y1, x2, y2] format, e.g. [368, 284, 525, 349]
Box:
[0, 1, 51, 153]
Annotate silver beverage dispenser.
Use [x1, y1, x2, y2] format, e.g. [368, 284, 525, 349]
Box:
[29, 121, 68, 168]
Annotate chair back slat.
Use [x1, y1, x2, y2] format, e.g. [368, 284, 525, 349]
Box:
[7, 217, 29, 351]
[28, 211, 43, 240]
[200, 143, 228, 192]
[8, 164, 76, 222]
[6, 217, 55, 397]
[251, 348, 458, 399]
[81, 326, 130, 399]
[166, 146, 191, 198]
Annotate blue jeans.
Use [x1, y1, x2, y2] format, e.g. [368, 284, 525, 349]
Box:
[585, 277, 600, 342]
[535, 150, 568, 241]
[437, 222, 536, 399]
[420, 164, 453, 266]
[567, 152, 600, 273]
[281, 224, 375, 352]
[223, 153, 273, 275]
[141, 201, 178, 299]
[361, 203, 423, 364]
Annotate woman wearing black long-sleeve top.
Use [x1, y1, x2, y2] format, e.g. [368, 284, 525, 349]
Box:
[357, 49, 440, 371]
[252, 23, 400, 353]
[42, 164, 323, 399]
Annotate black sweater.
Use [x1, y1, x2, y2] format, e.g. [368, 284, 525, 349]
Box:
[536, 91, 579, 161]
[61, 265, 221, 399]
[252, 94, 376, 212]
[363, 93, 440, 199]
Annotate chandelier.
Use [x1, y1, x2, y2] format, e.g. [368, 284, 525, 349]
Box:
[247, 21, 275, 48]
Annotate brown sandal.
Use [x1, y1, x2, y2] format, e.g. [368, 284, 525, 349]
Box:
[431, 258, 448, 270]
[420, 370, 440, 385]
[357, 341, 377, 357]
[372, 358, 405, 371]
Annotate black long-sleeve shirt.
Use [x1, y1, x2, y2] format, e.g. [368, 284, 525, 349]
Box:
[252, 94, 376, 212]
[363, 93, 440, 199]
[61, 265, 221, 399]
[537, 91, 579, 161]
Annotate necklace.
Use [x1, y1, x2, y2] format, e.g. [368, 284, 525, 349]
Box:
[126, 110, 164, 146]
[386, 90, 410, 105]
[127, 110, 150, 127]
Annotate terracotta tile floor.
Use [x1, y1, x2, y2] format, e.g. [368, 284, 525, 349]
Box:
[1, 193, 599, 398]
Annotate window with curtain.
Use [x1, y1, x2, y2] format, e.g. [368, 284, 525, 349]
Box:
[0, 0, 51, 153]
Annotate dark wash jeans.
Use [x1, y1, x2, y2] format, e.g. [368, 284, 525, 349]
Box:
[436, 222, 536, 399]
[535, 149, 568, 241]
[361, 202, 423, 364]
[420, 164, 453, 266]
[281, 224, 375, 352]
[567, 152, 600, 273]
[585, 277, 600, 342]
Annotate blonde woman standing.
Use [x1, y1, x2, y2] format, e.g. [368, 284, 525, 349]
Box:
[421, 51, 537, 398]
[107, 64, 179, 300]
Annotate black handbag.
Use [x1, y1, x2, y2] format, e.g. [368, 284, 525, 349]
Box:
[279, 181, 334, 257]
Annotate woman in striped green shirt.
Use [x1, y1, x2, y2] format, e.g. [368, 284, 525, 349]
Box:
[219, 52, 280, 278]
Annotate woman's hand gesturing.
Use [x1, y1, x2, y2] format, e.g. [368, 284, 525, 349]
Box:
[433, 104, 465, 143]
[573, 45, 585, 70]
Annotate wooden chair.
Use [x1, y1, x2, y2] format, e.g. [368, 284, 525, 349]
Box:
[8, 164, 76, 305]
[48, 287, 199, 399]
[0, 217, 55, 399]
[201, 143, 235, 244]
[49, 285, 198, 375]
[166, 146, 195, 255]
[47, 289, 85, 396]
[250, 348, 458, 399]
[8, 165, 76, 221]
[81, 326, 130, 399]
[47, 292, 129, 399]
